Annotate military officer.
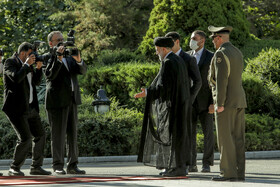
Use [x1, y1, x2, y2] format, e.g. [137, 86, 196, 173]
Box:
[207, 26, 247, 181]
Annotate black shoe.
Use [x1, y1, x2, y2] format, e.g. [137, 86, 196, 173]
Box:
[30, 167, 52, 175]
[8, 168, 24, 176]
[162, 168, 186, 177]
[0, 172, 2, 176]
[188, 165, 198, 172]
[67, 167, 86, 174]
[54, 169, 66, 175]
[212, 176, 237, 181]
[201, 165, 210, 172]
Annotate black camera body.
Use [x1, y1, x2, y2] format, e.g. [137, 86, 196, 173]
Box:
[52, 30, 78, 57]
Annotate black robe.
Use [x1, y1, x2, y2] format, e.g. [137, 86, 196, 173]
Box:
[137, 52, 190, 169]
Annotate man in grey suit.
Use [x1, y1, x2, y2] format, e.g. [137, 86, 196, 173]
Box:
[44, 31, 87, 175]
[165, 32, 202, 170]
[188, 30, 214, 172]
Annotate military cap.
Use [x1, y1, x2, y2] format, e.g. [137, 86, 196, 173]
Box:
[154, 37, 174, 48]
[208, 25, 233, 38]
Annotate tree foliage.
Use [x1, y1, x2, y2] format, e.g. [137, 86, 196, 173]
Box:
[243, 0, 280, 39]
[0, 0, 69, 57]
[138, 0, 250, 59]
[51, 0, 153, 63]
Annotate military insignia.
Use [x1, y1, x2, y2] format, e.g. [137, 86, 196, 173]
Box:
[216, 57, 222, 63]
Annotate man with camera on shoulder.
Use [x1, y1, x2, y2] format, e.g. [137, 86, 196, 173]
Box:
[2, 42, 51, 176]
[44, 31, 87, 175]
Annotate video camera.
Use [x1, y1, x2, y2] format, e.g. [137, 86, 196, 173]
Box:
[52, 29, 79, 56]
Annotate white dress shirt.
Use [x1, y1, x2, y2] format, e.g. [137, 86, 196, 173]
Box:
[193, 47, 204, 64]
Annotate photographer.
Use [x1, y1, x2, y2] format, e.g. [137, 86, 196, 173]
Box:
[2, 42, 51, 176]
[44, 31, 87, 175]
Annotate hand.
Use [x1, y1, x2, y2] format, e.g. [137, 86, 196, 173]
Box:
[208, 104, 214, 114]
[57, 46, 65, 61]
[36, 61, 43, 69]
[72, 51, 82, 63]
[134, 88, 146, 98]
[216, 106, 224, 113]
[26, 54, 36, 65]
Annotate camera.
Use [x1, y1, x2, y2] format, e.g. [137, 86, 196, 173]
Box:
[0, 49, 4, 56]
[31, 41, 49, 63]
[52, 29, 79, 56]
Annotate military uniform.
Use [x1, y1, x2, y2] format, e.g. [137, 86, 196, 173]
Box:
[208, 26, 247, 180]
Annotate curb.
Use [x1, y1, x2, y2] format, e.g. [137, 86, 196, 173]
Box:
[0, 151, 279, 166]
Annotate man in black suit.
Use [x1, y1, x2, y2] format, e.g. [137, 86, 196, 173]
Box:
[44, 31, 87, 175]
[2, 42, 51, 176]
[165, 32, 202, 169]
[188, 30, 214, 172]
[135, 37, 189, 177]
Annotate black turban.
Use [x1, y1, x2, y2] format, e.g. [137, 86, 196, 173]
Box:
[154, 37, 174, 48]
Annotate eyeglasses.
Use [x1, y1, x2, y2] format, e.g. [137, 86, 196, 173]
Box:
[52, 38, 64, 42]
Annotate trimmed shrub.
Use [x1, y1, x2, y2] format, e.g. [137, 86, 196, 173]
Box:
[240, 39, 280, 61]
[138, 0, 250, 59]
[79, 62, 159, 111]
[96, 48, 146, 66]
[245, 48, 280, 84]
[245, 114, 280, 151]
[0, 96, 143, 159]
[242, 71, 280, 118]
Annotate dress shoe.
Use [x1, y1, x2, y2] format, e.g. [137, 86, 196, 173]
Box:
[67, 167, 86, 174]
[30, 167, 52, 175]
[201, 165, 210, 172]
[54, 169, 66, 175]
[188, 165, 198, 172]
[0, 172, 2, 176]
[162, 168, 186, 177]
[212, 175, 237, 181]
[8, 168, 24, 176]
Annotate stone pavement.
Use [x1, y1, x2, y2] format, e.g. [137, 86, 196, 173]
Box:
[0, 152, 279, 186]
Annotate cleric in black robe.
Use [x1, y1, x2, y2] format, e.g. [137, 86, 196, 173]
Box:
[134, 37, 189, 177]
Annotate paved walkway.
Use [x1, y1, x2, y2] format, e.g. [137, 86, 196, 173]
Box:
[0, 158, 279, 186]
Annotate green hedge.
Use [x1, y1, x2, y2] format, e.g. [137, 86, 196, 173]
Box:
[245, 47, 280, 84]
[0, 96, 143, 159]
[0, 96, 279, 159]
[240, 39, 280, 61]
[79, 63, 159, 112]
[245, 114, 280, 151]
[242, 71, 280, 118]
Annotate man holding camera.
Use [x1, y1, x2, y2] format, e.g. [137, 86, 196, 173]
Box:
[2, 42, 51, 176]
[44, 31, 87, 175]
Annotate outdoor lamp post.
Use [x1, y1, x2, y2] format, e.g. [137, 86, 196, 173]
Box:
[92, 86, 111, 114]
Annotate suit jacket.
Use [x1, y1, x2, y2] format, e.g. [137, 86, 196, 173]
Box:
[44, 55, 87, 109]
[179, 50, 202, 103]
[208, 42, 247, 108]
[188, 48, 214, 111]
[2, 53, 42, 116]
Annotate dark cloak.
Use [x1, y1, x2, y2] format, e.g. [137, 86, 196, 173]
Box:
[137, 52, 190, 169]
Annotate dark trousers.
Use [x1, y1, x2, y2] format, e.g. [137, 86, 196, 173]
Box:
[47, 97, 78, 170]
[6, 107, 45, 170]
[191, 107, 214, 166]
